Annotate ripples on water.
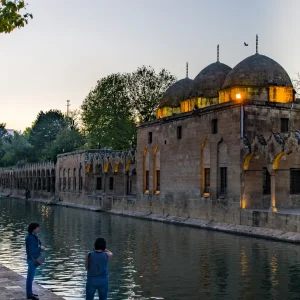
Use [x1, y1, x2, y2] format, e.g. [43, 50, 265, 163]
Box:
[1, 198, 300, 299]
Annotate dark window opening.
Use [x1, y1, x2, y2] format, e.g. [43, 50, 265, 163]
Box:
[281, 118, 289, 133]
[79, 176, 83, 191]
[129, 179, 132, 194]
[145, 171, 149, 190]
[204, 168, 210, 193]
[148, 132, 153, 144]
[109, 177, 114, 191]
[262, 168, 271, 195]
[96, 177, 102, 190]
[212, 119, 218, 134]
[290, 169, 300, 194]
[220, 167, 227, 196]
[156, 170, 160, 191]
[177, 126, 182, 140]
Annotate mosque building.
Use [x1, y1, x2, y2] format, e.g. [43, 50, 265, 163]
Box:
[136, 35, 300, 213]
[1, 36, 300, 220]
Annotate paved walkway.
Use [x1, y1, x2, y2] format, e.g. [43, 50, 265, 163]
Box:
[0, 265, 63, 300]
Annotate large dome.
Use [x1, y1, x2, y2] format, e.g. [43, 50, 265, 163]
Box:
[159, 77, 193, 108]
[222, 54, 293, 89]
[186, 62, 232, 98]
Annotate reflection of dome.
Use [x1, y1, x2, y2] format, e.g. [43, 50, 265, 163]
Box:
[187, 62, 232, 98]
[159, 77, 193, 108]
[222, 54, 293, 89]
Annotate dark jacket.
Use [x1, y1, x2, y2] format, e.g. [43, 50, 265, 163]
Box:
[25, 233, 41, 260]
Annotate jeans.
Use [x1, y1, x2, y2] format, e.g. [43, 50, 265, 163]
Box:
[86, 277, 108, 300]
[26, 259, 37, 297]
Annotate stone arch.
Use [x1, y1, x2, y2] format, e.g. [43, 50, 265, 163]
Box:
[143, 146, 149, 191]
[201, 137, 210, 196]
[63, 168, 66, 191]
[217, 139, 228, 198]
[73, 168, 77, 191]
[153, 145, 160, 192]
[272, 150, 300, 208]
[242, 153, 270, 209]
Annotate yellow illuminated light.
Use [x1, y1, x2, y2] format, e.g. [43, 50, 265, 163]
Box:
[236, 93, 241, 100]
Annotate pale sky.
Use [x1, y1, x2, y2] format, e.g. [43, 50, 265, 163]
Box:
[1, 0, 299, 130]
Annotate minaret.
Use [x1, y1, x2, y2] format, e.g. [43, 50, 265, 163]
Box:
[186, 62, 189, 78]
[256, 34, 258, 54]
[217, 44, 219, 62]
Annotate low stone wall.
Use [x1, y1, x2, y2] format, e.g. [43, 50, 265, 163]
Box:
[5, 190, 300, 243]
[112, 197, 300, 235]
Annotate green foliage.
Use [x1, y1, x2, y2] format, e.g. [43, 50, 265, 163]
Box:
[28, 110, 69, 159]
[0, 123, 8, 164]
[81, 66, 176, 149]
[1, 131, 33, 166]
[0, 0, 32, 33]
[42, 128, 86, 162]
[127, 65, 177, 122]
[81, 73, 136, 150]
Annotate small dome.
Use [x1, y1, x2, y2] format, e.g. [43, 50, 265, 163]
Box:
[222, 54, 293, 89]
[159, 77, 193, 108]
[186, 62, 232, 98]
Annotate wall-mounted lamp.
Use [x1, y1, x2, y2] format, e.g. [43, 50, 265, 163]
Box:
[236, 93, 241, 100]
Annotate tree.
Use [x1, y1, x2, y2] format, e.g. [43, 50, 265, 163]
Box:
[42, 128, 86, 162]
[28, 110, 69, 160]
[1, 132, 33, 166]
[293, 74, 300, 99]
[0, 123, 8, 165]
[81, 73, 136, 150]
[0, 0, 32, 33]
[127, 66, 177, 122]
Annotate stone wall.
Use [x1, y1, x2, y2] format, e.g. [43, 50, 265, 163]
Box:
[137, 102, 242, 207]
[56, 150, 136, 210]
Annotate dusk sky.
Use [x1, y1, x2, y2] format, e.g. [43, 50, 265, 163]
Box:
[1, 0, 299, 130]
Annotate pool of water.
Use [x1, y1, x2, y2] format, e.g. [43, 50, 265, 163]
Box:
[0, 198, 300, 299]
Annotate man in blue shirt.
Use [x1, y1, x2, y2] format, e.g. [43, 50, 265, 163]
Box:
[25, 223, 46, 300]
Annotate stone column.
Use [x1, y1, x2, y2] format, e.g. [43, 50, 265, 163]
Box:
[269, 171, 278, 212]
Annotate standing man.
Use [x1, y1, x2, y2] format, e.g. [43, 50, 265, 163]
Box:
[25, 223, 46, 300]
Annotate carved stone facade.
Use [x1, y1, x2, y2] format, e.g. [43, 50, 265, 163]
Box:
[0, 150, 136, 210]
[137, 100, 300, 213]
[55, 150, 136, 208]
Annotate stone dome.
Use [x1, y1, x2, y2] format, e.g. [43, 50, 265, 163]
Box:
[187, 62, 232, 98]
[222, 54, 293, 89]
[159, 77, 193, 108]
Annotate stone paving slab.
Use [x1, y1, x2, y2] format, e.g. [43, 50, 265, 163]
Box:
[0, 265, 64, 300]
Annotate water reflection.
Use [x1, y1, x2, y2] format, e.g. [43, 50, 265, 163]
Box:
[0, 198, 300, 299]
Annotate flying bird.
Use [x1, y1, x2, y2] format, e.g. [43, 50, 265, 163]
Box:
[244, 42, 249, 46]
